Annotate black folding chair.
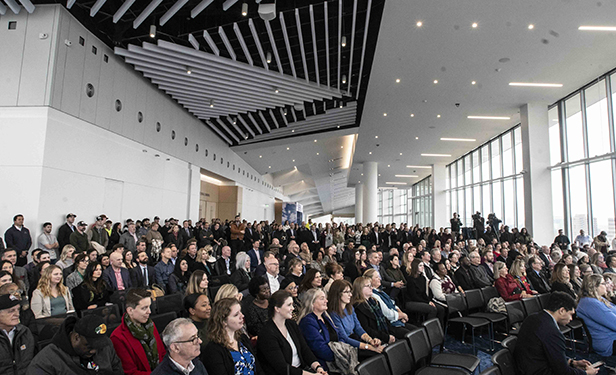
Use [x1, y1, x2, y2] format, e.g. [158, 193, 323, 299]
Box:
[154, 293, 183, 314]
[500, 336, 517, 352]
[445, 293, 492, 354]
[478, 365, 501, 375]
[383, 339, 414, 375]
[491, 349, 516, 375]
[357, 354, 391, 375]
[151, 311, 177, 332]
[422, 319, 481, 373]
[80, 304, 122, 325]
[466, 289, 508, 342]
[405, 329, 469, 375]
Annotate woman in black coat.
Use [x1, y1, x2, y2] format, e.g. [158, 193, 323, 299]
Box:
[256, 291, 326, 375]
[230, 252, 251, 293]
[72, 261, 111, 312]
[405, 258, 445, 324]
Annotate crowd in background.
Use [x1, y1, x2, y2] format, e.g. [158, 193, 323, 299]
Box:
[1, 210, 616, 374]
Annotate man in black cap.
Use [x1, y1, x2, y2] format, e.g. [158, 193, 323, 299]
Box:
[70, 221, 90, 253]
[58, 213, 77, 251]
[0, 294, 35, 375]
[27, 315, 123, 375]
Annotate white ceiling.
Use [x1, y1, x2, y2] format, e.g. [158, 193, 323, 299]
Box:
[349, 0, 616, 187]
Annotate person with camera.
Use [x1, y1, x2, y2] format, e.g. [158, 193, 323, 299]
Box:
[472, 212, 485, 240]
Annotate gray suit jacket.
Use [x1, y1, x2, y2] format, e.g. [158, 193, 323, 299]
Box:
[119, 232, 137, 252]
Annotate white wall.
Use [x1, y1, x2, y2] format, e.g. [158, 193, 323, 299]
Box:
[241, 187, 276, 222]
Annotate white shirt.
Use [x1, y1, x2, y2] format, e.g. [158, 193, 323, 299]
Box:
[267, 272, 280, 293]
[285, 330, 301, 367]
[3, 327, 16, 345]
[169, 357, 195, 375]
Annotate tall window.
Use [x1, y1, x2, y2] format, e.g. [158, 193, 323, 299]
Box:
[411, 176, 433, 227]
[549, 73, 616, 239]
[445, 125, 525, 229]
[376, 176, 433, 226]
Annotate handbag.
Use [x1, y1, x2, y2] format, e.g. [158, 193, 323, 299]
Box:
[487, 297, 507, 314]
[149, 284, 165, 300]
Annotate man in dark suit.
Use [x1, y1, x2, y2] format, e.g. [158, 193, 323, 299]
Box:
[454, 255, 475, 291]
[368, 226, 382, 249]
[130, 251, 155, 288]
[285, 223, 297, 245]
[527, 256, 551, 294]
[103, 252, 132, 291]
[180, 220, 195, 245]
[214, 245, 235, 277]
[514, 292, 596, 375]
[247, 240, 264, 273]
[57, 213, 77, 250]
[243, 222, 256, 251]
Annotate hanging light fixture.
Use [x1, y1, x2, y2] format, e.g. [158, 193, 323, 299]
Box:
[186, 66, 192, 74]
[209, 99, 214, 108]
[241, 2, 248, 16]
[342, 74, 347, 84]
[266, 51, 272, 64]
[149, 24, 156, 38]
[341, 36, 347, 47]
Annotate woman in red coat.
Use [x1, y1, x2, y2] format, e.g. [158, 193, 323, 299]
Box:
[111, 288, 166, 375]
[494, 261, 533, 301]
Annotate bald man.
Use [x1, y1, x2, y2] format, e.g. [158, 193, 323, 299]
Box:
[103, 252, 132, 291]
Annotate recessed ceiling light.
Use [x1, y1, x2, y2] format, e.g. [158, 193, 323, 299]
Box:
[337, 125, 340, 128]
[471, 22, 478, 28]
[416, 21, 423, 27]
[395, 174, 419, 178]
[386, 182, 407, 185]
[361, 173, 364, 176]
[292, 159, 295, 162]
[259, 155, 262, 158]
[471, 81, 476, 85]
[291, 130, 295, 133]
[286, 147, 290, 150]
[441, 137, 476, 142]
[421, 153, 451, 157]
[396, 78, 401, 83]
[415, 136, 419, 140]
[528, 24, 534, 30]
[433, 80, 438, 84]
[341, 146, 344, 149]
[268, 166, 271, 168]
[407, 165, 432, 169]
[578, 26, 616, 31]
[316, 152, 319, 155]
[375, 136, 378, 139]
[369, 152, 372, 155]
[467, 115, 511, 120]
[509, 82, 563, 87]
[378, 174, 381, 176]
[399, 153, 403, 155]
[437, 114, 441, 118]
[387, 165, 391, 167]
[383, 113, 387, 117]
[410, 113, 414, 117]
[314, 139, 317, 142]
[294, 166, 297, 169]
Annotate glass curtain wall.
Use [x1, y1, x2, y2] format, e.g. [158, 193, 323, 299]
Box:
[445, 125, 525, 229]
[549, 72, 616, 239]
[377, 176, 432, 226]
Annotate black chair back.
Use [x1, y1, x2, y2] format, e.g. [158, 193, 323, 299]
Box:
[491, 349, 516, 375]
[357, 354, 391, 375]
[383, 340, 414, 375]
[34, 312, 77, 341]
[478, 365, 502, 375]
[579, 317, 594, 352]
[405, 328, 432, 364]
[481, 286, 500, 301]
[422, 318, 445, 348]
[465, 289, 485, 311]
[446, 293, 467, 316]
[151, 311, 177, 332]
[155, 293, 183, 314]
[521, 297, 541, 316]
[80, 304, 122, 325]
[537, 293, 550, 309]
[504, 301, 525, 324]
[501, 336, 517, 352]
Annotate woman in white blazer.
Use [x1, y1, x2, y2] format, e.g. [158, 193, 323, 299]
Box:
[31, 265, 74, 318]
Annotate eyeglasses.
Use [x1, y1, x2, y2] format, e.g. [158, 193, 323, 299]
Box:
[342, 290, 352, 294]
[173, 335, 201, 345]
[363, 284, 372, 289]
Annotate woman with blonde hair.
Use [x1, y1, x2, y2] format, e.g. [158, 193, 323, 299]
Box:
[215, 283, 242, 303]
[591, 252, 606, 275]
[203, 298, 261, 375]
[509, 259, 537, 296]
[194, 245, 215, 276]
[31, 264, 74, 318]
[576, 274, 616, 356]
[186, 269, 211, 300]
[55, 244, 75, 270]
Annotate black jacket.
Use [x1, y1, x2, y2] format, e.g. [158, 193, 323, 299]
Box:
[256, 319, 317, 375]
[406, 274, 432, 303]
[202, 334, 262, 375]
[551, 281, 577, 300]
[57, 223, 75, 251]
[27, 316, 123, 375]
[213, 257, 236, 277]
[514, 311, 585, 375]
[354, 301, 391, 343]
[454, 266, 475, 291]
[130, 265, 156, 288]
[230, 269, 251, 292]
[527, 270, 551, 294]
[151, 354, 207, 375]
[0, 323, 35, 375]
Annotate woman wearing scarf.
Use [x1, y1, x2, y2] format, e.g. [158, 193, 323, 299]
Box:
[111, 288, 166, 374]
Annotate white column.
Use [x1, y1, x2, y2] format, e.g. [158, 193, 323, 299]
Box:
[521, 103, 553, 245]
[355, 182, 364, 224]
[432, 163, 448, 228]
[363, 162, 378, 223]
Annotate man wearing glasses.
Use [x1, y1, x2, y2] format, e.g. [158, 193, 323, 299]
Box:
[153, 318, 207, 375]
[0, 293, 35, 375]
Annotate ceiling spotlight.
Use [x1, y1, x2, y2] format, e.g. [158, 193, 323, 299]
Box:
[528, 24, 534, 30]
[342, 75, 347, 84]
[369, 152, 372, 155]
[314, 139, 317, 142]
[232, 118, 237, 125]
[383, 113, 387, 117]
[375, 136, 378, 139]
[472, 22, 478, 28]
[209, 99, 214, 108]
[266, 51, 272, 64]
[387, 164, 391, 167]
[186, 66, 192, 74]
[291, 130, 295, 133]
[283, 109, 287, 115]
[149, 25, 156, 38]
[341, 36, 347, 47]
[268, 166, 271, 168]
[294, 166, 297, 169]
[258, 2, 276, 21]
[471, 81, 476, 85]
[339, 103, 343, 108]
[316, 152, 319, 155]
[241, 2, 248, 16]
[274, 87, 279, 93]
[415, 136, 419, 140]
[433, 80, 438, 84]
[341, 146, 344, 149]
[292, 159, 295, 162]
[361, 173, 364, 176]
[396, 78, 401, 83]
[399, 153, 403, 155]
[337, 125, 340, 128]
[259, 155, 262, 158]
[416, 21, 423, 27]
[410, 113, 414, 117]
[437, 114, 441, 118]
[286, 147, 290, 150]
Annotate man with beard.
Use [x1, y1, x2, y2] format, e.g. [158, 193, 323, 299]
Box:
[27, 314, 123, 374]
[130, 251, 155, 288]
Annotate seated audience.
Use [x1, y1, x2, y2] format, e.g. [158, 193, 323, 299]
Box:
[193, 245, 215, 277]
[298, 269, 322, 297]
[154, 246, 175, 291]
[0, 293, 35, 375]
[257, 290, 327, 375]
[454, 255, 475, 291]
[99, 254, 110, 270]
[494, 261, 533, 301]
[468, 250, 493, 288]
[203, 297, 261, 375]
[567, 264, 583, 294]
[509, 259, 537, 295]
[55, 245, 75, 270]
[364, 269, 414, 330]
[184, 293, 211, 348]
[527, 256, 551, 294]
[322, 262, 344, 295]
[286, 257, 305, 286]
[343, 249, 362, 282]
[480, 249, 495, 279]
[130, 251, 156, 288]
[0, 270, 14, 288]
[576, 274, 616, 357]
[110, 288, 166, 374]
[591, 252, 606, 275]
[385, 253, 406, 287]
[152, 318, 207, 375]
[28, 314, 124, 374]
[72, 261, 110, 312]
[167, 258, 191, 295]
[280, 278, 301, 322]
[66, 253, 88, 291]
[0, 283, 37, 338]
[1, 260, 27, 294]
[245, 276, 270, 337]
[214, 284, 242, 303]
[186, 270, 211, 300]
[31, 265, 74, 318]
[123, 249, 137, 270]
[550, 262, 577, 300]
[214, 246, 235, 277]
[103, 252, 132, 292]
[230, 252, 251, 293]
[327, 279, 384, 358]
[430, 262, 462, 304]
[264, 255, 284, 294]
[405, 258, 445, 323]
[2, 249, 29, 295]
[514, 291, 597, 375]
[604, 273, 616, 304]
